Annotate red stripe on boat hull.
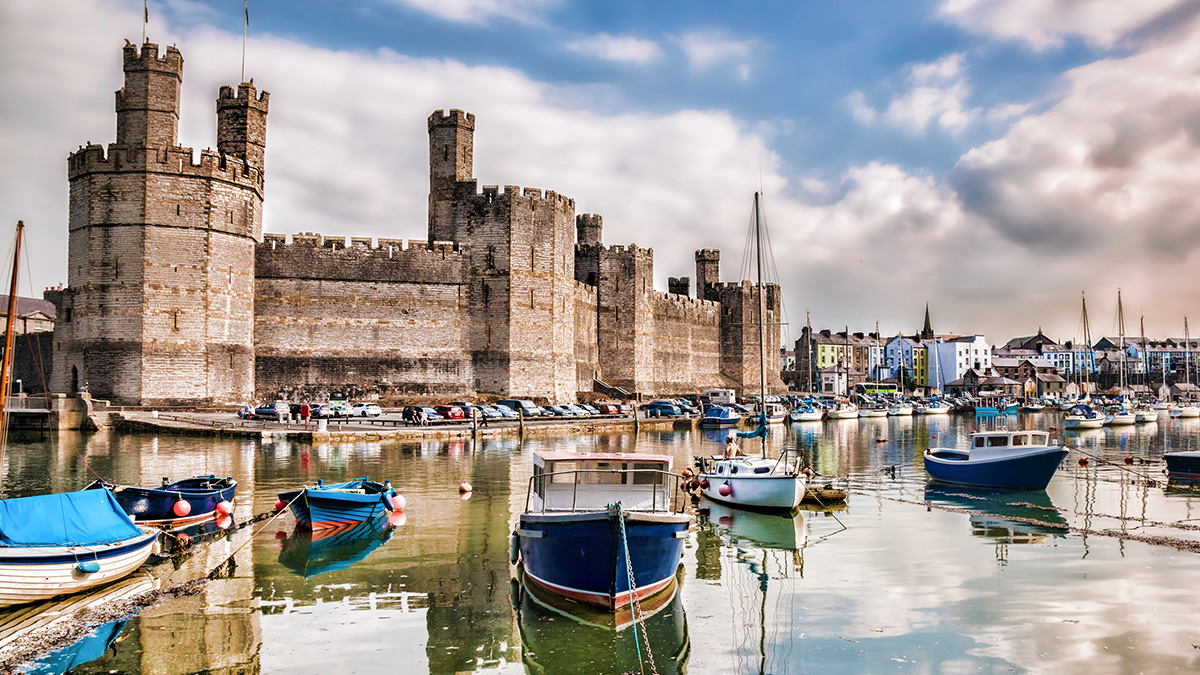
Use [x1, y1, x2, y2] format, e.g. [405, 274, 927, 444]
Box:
[523, 569, 676, 611]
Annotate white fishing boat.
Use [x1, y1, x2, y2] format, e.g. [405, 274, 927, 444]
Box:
[763, 401, 788, 425]
[915, 400, 951, 415]
[788, 404, 824, 422]
[827, 400, 860, 419]
[1170, 317, 1199, 418]
[1104, 405, 1136, 426]
[0, 490, 159, 608]
[1063, 404, 1105, 429]
[1134, 406, 1158, 423]
[1170, 404, 1200, 419]
[694, 193, 806, 512]
[887, 402, 914, 416]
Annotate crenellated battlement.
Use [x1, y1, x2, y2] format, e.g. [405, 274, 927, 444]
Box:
[257, 232, 467, 285]
[428, 109, 476, 130]
[218, 83, 270, 110]
[67, 143, 264, 192]
[466, 183, 576, 211]
[653, 288, 719, 311]
[122, 41, 182, 75]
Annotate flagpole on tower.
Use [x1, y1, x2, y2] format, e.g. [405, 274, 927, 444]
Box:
[143, 0, 148, 44]
[241, 0, 248, 83]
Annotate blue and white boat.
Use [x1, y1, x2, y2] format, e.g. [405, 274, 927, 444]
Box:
[512, 451, 690, 611]
[788, 403, 824, 422]
[86, 475, 237, 528]
[700, 405, 741, 427]
[1063, 404, 1105, 429]
[924, 429, 1069, 490]
[0, 490, 159, 608]
[278, 477, 399, 532]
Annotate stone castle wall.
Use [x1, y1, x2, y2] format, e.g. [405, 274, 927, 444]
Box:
[253, 234, 472, 399]
[573, 281, 598, 394]
[649, 290, 722, 393]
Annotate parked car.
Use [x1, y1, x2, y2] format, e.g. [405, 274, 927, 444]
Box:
[671, 399, 700, 415]
[309, 403, 331, 418]
[492, 404, 519, 418]
[254, 402, 287, 420]
[596, 403, 622, 415]
[325, 401, 351, 418]
[436, 405, 467, 420]
[497, 399, 543, 417]
[351, 402, 382, 417]
[566, 404, 591, 417]
[641, 400, 682, 418]
[402, 405, 443, 424]
[579, 404, 601, 416]
[544, 405, 573, 417]
[464, 405, 502, 419]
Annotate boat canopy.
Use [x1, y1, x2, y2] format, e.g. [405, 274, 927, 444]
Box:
[0, 490, 142, 547]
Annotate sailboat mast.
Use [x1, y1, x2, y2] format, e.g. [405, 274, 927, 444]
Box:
[1081, 293, 1092, 394]
[1118, 290, 1125, 392]
[1141, 315, 1147, 390]
[806, 311, 813, 394]
[0, 221, 25, 436]
[1186, 317, 1192, 395]
[754, 192, 768, 455]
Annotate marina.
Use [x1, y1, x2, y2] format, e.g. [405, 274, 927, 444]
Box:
[0, 411, 1198, 673]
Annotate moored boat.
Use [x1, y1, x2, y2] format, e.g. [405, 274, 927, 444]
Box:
[1164, 451, 1200, 484]
[1104, 405, 1136, 426]
[0, 490, 159, 608]
[1169, 403, 1200, 419]
[1134, 405, 1158, 423]
[887, 402, 914, 416]
[278, 477, 399, 531]
[827, 400, 860, 419]
[923, 429, 1068, 490]
[695, 449, 806, 511]
[86, 475, 236, 528]
[278, 512, 395, 578]
[788, 403, 824, 423]
[513, 452, 690, 611]
[1063, 404, 1105, 429]
[915, 399, 951, 415]
[700, 405, 741, 427]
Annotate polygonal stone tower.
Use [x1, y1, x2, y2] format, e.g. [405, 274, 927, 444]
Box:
[48, 42, 268, 405]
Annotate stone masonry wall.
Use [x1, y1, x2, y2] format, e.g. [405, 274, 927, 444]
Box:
[254, 234, 472, 399]
[715, 281, 786, 396]
[574, 281, 598, 394]
[649, 290, 722, 393]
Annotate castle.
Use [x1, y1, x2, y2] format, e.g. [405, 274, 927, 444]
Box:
[47, 42, 784, 406]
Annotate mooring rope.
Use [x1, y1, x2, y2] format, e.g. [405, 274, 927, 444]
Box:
[615, 501, 658, 675]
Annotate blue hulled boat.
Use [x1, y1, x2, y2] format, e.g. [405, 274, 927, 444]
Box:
[512, 452, 690, 611]
[278, 477, 398, 531]
[924, 430, 1068, 490]
[1164, 451, 1200, 484]
[700, 405, 741, 427]
[86, 475, 237, 528]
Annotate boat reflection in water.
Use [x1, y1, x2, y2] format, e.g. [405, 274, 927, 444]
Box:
[278, 513, 396, 578]
[515, 568, 689, 674]
[0, 570, 157, 675]
[699, 498, 807, 550]
[923, 485, 1068, 544]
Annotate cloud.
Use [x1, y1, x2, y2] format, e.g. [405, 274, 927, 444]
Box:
[564, 33, 662, 65]
[937, 0, 1184, 49]
[672, 30, 755, 78]
[386, 0, 559, 25]
[848, 53, 980, 134]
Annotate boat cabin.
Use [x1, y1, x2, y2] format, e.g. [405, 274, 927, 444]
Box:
[527, 452, 678, 514]
[971, 431, 1051, 449]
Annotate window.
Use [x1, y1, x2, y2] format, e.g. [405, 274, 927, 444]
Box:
[632, 462, 663, 484]
[1012, 435, 1027, 446]
[987, 436, 1009, 447]
[974, 437, 985, 448]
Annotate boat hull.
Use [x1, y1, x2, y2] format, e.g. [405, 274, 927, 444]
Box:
[88, 476, 236, 527]
[279, 486, 393, 531]
[699, 417, 740, 428]
[788, 410, 824, 422]
[1165, 451, 1200, 483]
[698, 464, 804, 511]
[1063, 416, 1105, 429]
[924, 447, 1068, 490]
[1170, 407, 1200, 418]
[0, 529, 158, 608]
[517, 511, 688, 611]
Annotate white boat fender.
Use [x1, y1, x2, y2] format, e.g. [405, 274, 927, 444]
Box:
[509, 530, 520, 564]
[76, 561, 100, 574]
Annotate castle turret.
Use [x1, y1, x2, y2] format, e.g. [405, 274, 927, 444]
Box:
[696, 249, 720, 301]
[427, 109, 475, 243]
[576, 214, 602, 245]
[217, 82, 269, 169]
[115, 41, 182, 147]
[668, 277, 690, 296]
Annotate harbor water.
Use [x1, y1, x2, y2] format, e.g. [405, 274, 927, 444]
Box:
[3, 412, 1200, 674]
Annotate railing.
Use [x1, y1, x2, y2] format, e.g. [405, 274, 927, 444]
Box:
[524, 468, 686, 515]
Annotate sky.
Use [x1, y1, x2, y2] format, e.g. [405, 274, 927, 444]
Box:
[3, 0, 1200, 346]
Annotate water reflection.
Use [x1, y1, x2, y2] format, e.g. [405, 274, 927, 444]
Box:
[24, 617, 130, 675]
[924, 485, 1068, 544]
[277, 513, 395, 578]
[515, 571, 689, 674]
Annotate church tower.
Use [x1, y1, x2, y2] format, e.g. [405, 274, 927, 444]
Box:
[49, 42, 268, 405]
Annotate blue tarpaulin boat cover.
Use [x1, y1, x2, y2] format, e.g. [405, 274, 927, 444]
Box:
[0, 490, 142, 547]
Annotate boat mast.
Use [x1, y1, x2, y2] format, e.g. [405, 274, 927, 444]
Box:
[806, 310, 814, 394]
[0, 221, 24, 443]
[1140, 315, 1147, 392]
[1186, 317, 1192, 399]
[1117, 289, 1126, 394]
[1081, 293, 1092, 396]
[754, 192, 768, 456]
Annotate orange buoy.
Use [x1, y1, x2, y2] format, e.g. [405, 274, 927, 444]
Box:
[1078, 457, 1089, 467]
[459, 482, 473, 493]
[1124, 456, 1134, 465]
[1049, 426, 1056, 431]
[876, 436, 885, 443]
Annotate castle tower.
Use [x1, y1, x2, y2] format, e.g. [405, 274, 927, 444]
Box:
[595, 245, 656, 394]
[48, 42, 268, 405]
[576, 214, 602, 245]
[696, 249, 720, 301]
[427, 109, 475, 243]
